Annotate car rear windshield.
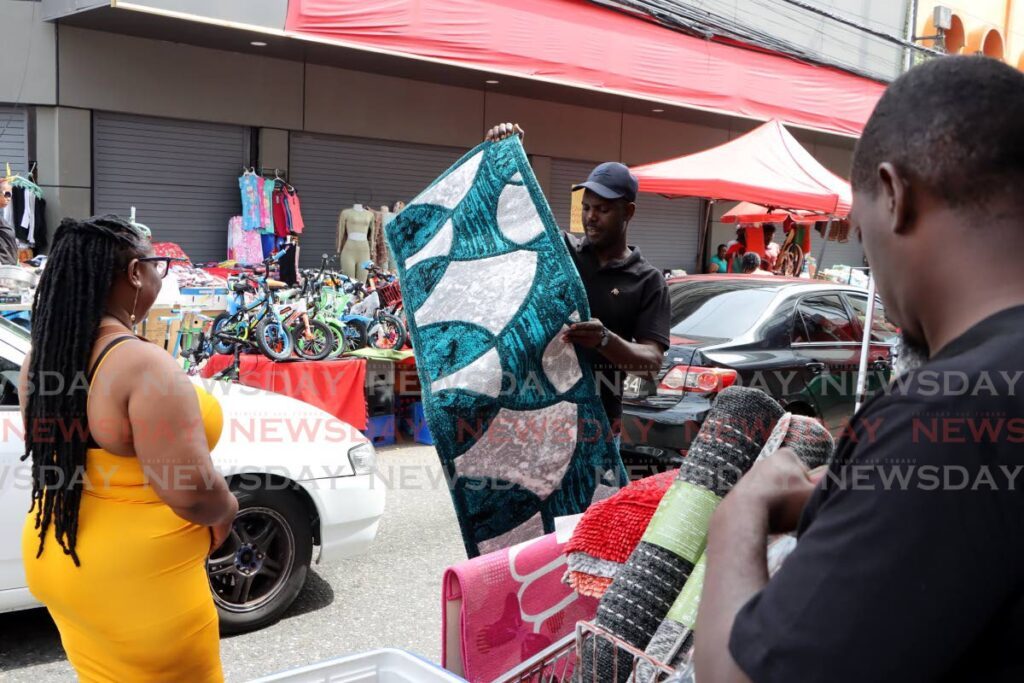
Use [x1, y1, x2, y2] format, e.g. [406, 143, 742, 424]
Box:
[669, 280, 780, 340]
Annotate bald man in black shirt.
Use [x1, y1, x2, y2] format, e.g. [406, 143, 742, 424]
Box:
[697, 57, 1024, 682]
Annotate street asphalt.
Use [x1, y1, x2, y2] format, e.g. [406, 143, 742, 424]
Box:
[0, 444, 469, 682]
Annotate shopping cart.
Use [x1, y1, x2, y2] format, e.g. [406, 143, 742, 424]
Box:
[494, 621, 686, 683]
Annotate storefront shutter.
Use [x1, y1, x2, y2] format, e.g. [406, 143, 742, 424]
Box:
[549, 158, 703, 273]
[93, 112, 249, 264]
[289, 133, 464, 268]
[0, 106, 29, 175]
[808, 227, 866, 271]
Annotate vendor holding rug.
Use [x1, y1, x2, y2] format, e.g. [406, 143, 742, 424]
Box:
[485, 124, 669, 445]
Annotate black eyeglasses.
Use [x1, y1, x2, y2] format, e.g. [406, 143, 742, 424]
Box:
[138, 256, 187, 279]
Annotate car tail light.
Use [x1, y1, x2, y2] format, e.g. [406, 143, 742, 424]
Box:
[658, 365, 738, 395]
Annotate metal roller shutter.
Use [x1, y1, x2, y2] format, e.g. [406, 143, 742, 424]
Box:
[289, 133, 464, 267]
[549, 159, 703, 272]
[0, 106, 29, 174]
[93, 113, 249, 264]
[809, 228, 866, 270]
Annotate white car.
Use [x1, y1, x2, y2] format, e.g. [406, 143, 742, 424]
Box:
[0, 317, 386, 633]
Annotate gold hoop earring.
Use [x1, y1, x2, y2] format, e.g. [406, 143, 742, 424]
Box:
[129, 285, 141, 326]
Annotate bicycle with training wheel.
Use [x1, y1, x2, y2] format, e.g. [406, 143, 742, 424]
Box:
[345, 277, 407, 351]
[210, 253, 294, 362]
[273, 276, 335, 361]
[303, 255, 356, 357]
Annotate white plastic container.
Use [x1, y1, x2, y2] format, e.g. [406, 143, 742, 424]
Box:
[247, 649, 468, 683]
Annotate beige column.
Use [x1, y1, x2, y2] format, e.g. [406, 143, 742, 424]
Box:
[34, 106, 93, 237]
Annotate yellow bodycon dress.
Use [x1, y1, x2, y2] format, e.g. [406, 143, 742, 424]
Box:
[21, 338, 226, 682]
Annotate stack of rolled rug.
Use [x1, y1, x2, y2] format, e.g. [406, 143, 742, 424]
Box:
[564, 469, 678, 599]
[580, 386, 785, 682]
[632, 413, 835, 682]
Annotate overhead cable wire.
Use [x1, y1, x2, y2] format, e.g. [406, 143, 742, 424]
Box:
[589, 0, 940, 82]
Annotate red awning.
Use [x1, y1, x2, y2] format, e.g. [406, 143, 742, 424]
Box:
[721, 202, 791, 224]
[721, 202, 833, 224]
[285, 0, 884, 137]
[631, 120, 853, 216]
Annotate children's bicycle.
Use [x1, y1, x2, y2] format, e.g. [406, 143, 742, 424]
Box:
[210, 253, 294, 362]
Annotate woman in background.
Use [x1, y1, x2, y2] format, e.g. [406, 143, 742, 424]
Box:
[20, 215, 237, 682]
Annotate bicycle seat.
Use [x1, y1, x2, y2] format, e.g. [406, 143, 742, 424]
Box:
[231, 282, 254, 293]
[267, 279, 288, 290]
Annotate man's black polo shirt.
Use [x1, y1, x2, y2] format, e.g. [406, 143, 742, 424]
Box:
[730, 305, 1024, 682]
[563, 232, 670, 425]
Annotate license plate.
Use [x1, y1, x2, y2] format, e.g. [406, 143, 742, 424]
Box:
[623, 374, 645, 399]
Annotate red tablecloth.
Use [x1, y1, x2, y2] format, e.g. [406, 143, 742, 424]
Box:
[202, 354, 368, 430]
[201, 266, 245, 281]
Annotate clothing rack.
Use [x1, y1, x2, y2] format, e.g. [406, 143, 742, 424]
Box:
[246, 167, 294, 191]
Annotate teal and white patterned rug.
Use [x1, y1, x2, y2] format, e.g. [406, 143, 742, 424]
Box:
[386, 137, 625, 557]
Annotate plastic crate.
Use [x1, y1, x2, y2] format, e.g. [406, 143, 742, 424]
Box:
[248, 648, 467, 682]
[365, 360, 396, 417]
[408, 402, 433, 446]
[364, 414, 396, 446]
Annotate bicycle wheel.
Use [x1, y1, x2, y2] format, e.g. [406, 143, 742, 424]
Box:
[368, 313, 407, 350]
[342, 319, 368, 351]
[292, 319, 335, 361]
[325, 320, 348, 358]
[255, 320, 293, 361]
[211, 313, 236, 355]
[776, 243, 804, 277]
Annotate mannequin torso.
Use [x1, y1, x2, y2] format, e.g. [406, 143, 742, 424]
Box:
[338, 207, 375, 280]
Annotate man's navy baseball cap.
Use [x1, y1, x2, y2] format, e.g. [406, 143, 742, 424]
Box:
[573, 162, 639, 203]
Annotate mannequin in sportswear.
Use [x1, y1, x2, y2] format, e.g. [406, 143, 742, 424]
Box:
[337, 204, 374, 281]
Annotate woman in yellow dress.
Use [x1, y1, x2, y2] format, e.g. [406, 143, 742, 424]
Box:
[19, 215, 238, 682]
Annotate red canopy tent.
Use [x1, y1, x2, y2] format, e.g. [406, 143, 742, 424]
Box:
[631, 120, 852, 216]
[720, 202, 791, 224]
[720, 202, 833, 224]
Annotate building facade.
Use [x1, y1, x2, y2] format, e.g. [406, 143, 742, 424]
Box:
[916, 1, 1024, 67]
[0, 0, 883, 271]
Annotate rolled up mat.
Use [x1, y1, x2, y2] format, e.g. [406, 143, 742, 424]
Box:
[564, 469, 679, 598]
[633, 414, 835, 681]
[580, 386, 785, 683]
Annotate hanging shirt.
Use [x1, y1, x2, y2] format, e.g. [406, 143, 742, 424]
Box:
[285, 189, 304, 234]
[262, 180, 275, 235]
[239, 174, 261, 231]
[21, 190, 36, 245]
[228, 215, 262, 266]
[256, 177, 270, 231]
[272, 187, 290, 238]
[32, 197, 48, 253]
[10, 188, 25, 243]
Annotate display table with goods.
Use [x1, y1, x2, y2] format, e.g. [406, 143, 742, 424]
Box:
[818, 264, 870, 288]
[201, 354, 369, 431]
[197, 350, 432, 448]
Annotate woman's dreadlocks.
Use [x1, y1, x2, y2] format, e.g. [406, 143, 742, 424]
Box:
[23, 215, 149, 565]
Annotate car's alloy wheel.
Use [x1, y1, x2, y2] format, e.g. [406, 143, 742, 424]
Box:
[208, 488, 313, 634]
[209, 507, 294, 613]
